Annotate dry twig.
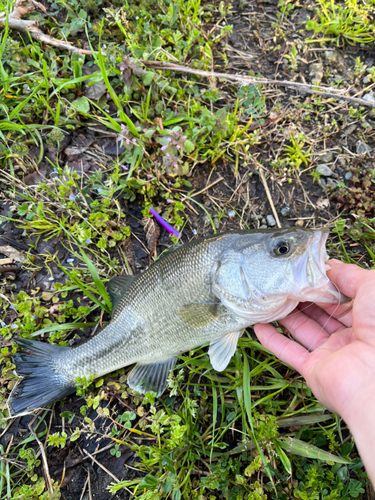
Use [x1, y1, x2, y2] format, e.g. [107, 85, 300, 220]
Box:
[28, 418, 54, 496]
[0, 0, 92, 54]
[257, 166, 282, 229]
[143, 61, 375, 109]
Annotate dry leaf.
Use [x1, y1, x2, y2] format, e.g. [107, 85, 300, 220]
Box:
[316, 198, 330, 209]
[121, 237, 136, 274]
[0, 245, 27, 263]
[143, 217, 160, 256]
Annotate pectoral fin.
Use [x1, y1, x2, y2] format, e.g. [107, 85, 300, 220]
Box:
[127, 358, 177, 396]
[178, 303, 225, 328]
[209, 330, 242, 372]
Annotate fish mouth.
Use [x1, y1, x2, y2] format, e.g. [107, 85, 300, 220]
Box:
[295, 229, 351, 304]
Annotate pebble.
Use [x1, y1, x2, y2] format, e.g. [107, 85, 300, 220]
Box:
[295, 220, 304, 227]
[266, 215, 276, 227]
[214, 219, 220, 229]
[362, 92, 375, 105]
[356, 140, 371, 155]
[326, 178, 337, 187]
[227, 209, 236, 218]
[259, 224, 267, 229]
[362, 92, 375, 118]
[261, 218, 266, 225]
[309, 62, 323, 83]
[318, 151, 334, 163]
[280, 207, 290, 216]
[316, 164, 333, 177]
[320, 179, 327, 188]
[345, 172, 353, 180]
[324, 50, 339, 64]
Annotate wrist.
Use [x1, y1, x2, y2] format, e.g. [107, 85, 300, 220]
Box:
[340, 390, 375, 484]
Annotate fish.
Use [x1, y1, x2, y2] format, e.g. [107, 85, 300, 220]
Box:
[9, 228, 349, 415]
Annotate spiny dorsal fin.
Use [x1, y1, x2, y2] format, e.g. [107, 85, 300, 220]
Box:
[208, 330, 243, 372]
[107, 275, 136, 314]
[156, 244, 182, 261]
[127, 358, 177, 396]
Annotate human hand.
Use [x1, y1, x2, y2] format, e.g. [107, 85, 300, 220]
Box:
[254, 259, 375, 481]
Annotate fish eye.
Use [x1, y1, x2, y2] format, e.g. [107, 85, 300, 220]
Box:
[274, 241, 290, 256]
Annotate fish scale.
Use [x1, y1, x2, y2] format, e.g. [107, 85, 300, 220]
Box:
[9, 228, 349, 415]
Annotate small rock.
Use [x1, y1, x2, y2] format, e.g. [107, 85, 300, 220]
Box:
[309, 62, 324, 83]
[280, 207, 290, 216]
[316, 164, 333, 176]
[261, 218, 267, 225]
[361, 120, 374, 129]
[227, 209, 236, 218]
[266, 215, 276, 227]
[363, 92, 375, 118]
[318, 151, 334, 163]
[343, 124, 358, 136]
[324, 50, 339, 64]
[331, 172, 339, 179]
[320, 179, 327, 188]
[295, 220, 304, 227]
[356, 140, 371, 155]
[259, 224, 267, 229]
[205, 201, 211, 207]
[326, 178, 337, 187]
[363, 92, 375, 105]
[345, 172, 353, 180]
[214, 219, 220, 229]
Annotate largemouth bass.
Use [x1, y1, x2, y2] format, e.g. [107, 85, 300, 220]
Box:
[9, 228, 348, 415]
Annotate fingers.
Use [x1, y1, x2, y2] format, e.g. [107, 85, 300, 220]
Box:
[352, 278, 375, 344]
[296, 302, 346, 334]
[313, 302, 353, 328]
[327, 259, 375, 299]
[254, 323, 309, 374]
[279, 309, 331, 351]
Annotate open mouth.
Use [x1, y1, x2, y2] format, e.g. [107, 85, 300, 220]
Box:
[298, 230, 351, 304]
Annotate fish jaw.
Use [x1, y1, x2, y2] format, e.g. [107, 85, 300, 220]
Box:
[292, 230, 350, 304]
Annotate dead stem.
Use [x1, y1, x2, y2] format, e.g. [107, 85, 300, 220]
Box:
[28, 416, 54, 496]
[142, 61, 375, 109]
[0, 0, 92, 54]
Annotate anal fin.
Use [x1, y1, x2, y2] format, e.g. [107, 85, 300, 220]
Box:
[208, 331, 242, 372]
[127, 358, 177, 396]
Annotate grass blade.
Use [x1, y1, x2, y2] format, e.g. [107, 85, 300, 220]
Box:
[279, 437, 350, 464]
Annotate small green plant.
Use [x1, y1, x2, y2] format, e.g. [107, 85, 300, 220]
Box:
[305, 0, 375, 46]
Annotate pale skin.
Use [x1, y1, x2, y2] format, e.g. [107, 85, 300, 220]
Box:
[254, 259, 375, 484]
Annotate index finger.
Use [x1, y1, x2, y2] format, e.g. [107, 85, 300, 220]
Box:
[327, 260, 375, 299]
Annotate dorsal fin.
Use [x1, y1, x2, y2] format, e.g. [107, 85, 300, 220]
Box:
[107, 275, 136, 314]
[156, 244, 182, 261]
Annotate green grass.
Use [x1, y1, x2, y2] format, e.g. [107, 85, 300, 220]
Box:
[305, 0, 375, 45]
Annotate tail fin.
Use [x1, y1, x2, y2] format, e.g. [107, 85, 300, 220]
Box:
[9, 339, 75, 415]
